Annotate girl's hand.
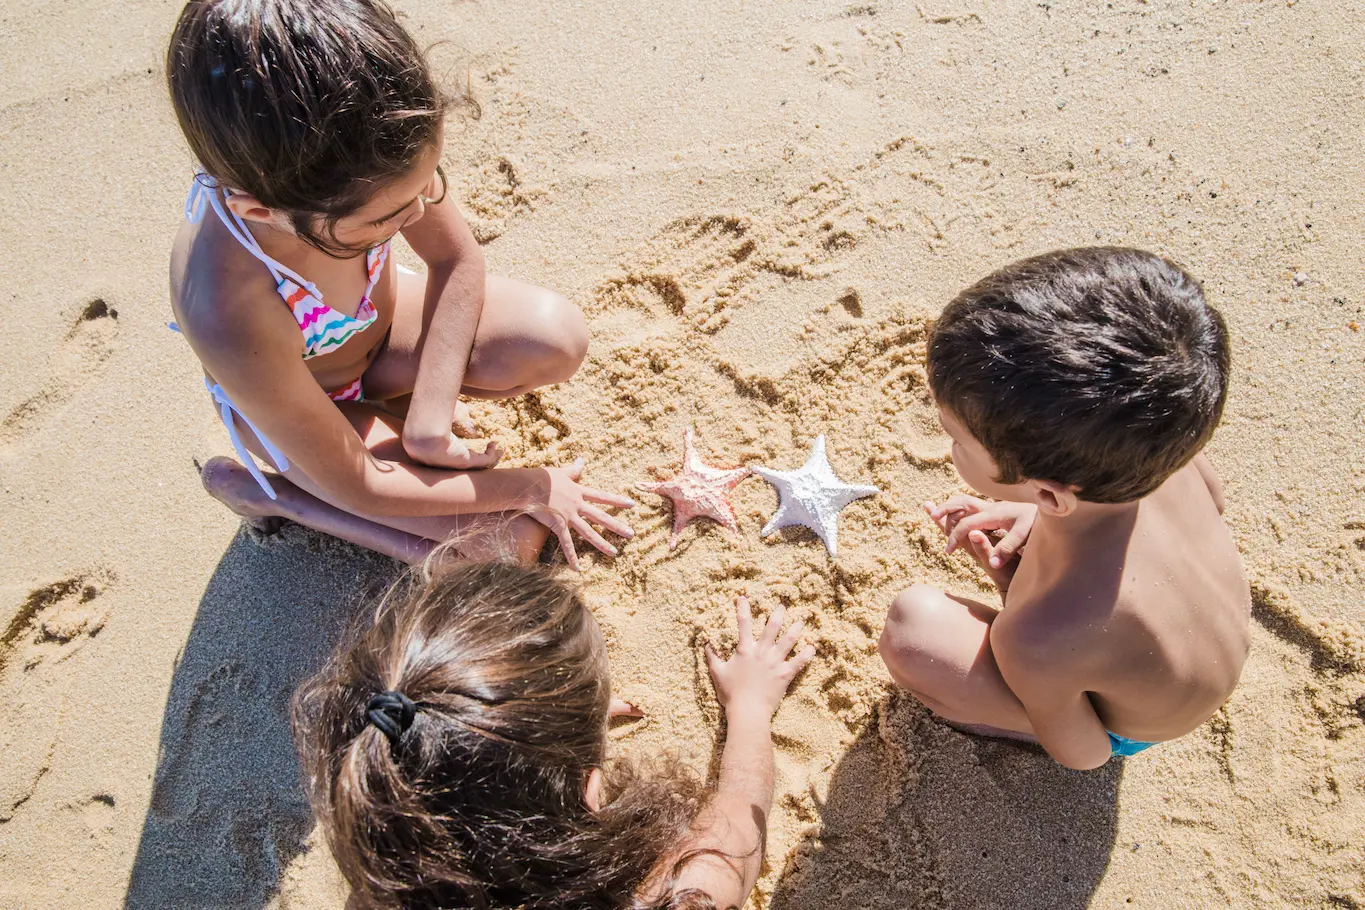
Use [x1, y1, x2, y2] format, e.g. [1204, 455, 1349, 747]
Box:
[923, 495, 1037, 571]
[402, 428, 503, 470]
[529, 457, 636, 570]
[705, 596, 815, 726]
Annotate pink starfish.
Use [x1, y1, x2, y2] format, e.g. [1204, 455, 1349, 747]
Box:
[637, 428, 751, 550]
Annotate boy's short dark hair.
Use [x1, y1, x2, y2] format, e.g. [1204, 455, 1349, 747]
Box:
[927, 247, 1230, 503]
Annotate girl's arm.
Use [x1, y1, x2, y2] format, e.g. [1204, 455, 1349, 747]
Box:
[397, 180, 493, 469]
[183, 282, 629, 565]
[672, 597, 815, 908]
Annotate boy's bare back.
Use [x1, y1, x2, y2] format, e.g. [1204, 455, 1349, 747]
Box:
[993, 456, 1251, 745]
[880, 247, 1251, 769]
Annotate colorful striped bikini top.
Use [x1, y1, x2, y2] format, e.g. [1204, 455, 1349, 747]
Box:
[185, 175, 390, 360]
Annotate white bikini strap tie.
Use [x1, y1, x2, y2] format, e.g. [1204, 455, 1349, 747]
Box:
[185, 173, 317, 292]
[203, 380, 292, 500]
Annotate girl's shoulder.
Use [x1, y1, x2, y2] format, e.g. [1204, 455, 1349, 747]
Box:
[170, 215, 302, 361]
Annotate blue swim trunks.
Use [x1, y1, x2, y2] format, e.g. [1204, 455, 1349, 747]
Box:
[1108, 731, 1157, 757]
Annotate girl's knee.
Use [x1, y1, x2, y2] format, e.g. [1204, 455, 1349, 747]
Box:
[531, 289, 588, 383]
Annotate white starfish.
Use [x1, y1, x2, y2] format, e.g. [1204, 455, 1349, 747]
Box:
[753, 435, 879, 558]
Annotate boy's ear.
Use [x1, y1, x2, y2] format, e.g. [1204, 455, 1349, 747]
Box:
[1031, 479, 1079, 517]
[585, 767, 604, 812]
[223, 191, 285, 227]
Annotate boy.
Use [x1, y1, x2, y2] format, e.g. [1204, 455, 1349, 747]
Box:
[879, 247, 1251, 769]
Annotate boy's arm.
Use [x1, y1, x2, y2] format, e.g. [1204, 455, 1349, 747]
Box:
[398, 187, 490, 468]
[1192, 452, 1226, 515]
[992, 622, 1113, 770]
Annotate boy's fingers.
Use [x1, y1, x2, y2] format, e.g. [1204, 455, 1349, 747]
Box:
[992, 523, 1030, 565]
[564, 457, 585, 481]
[735, 596, 753, 647]
[945, 514, 996, 553]
[789, 644, 817, 673]
[968, 530, 994, 564]
[759, 603, 786, 647]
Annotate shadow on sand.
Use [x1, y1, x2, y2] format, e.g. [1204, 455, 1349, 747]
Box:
[124, 527, 401, 910]
[769, 691, 1122, 910]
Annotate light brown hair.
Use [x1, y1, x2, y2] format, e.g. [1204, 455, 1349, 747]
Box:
[293, 561, 720, 910]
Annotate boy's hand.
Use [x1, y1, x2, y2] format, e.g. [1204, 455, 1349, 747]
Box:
[402, 428, 503, 470]
[965, 529, 1021, 592]
[705, 596, 815, 726]
[924, 496, 1037, 570]
[529, 458, 636, 570]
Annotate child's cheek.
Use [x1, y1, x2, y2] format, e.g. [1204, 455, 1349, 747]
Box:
[950, 441, 965, 473]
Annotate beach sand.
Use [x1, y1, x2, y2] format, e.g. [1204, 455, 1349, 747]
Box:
[2, 0, 1363, 907]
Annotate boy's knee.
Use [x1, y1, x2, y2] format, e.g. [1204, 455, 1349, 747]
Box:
[879, 585, 951, 681]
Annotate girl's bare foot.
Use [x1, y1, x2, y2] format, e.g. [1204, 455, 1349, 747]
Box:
[199, 456, 289, 533]
[199, 457, 549, 566]
[445, 513, 552, 564]
[202, 456, 440, 563]
[451, 399, 478, 437]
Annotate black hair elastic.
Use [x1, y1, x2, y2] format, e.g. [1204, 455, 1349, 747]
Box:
[366, 690, 417, 745]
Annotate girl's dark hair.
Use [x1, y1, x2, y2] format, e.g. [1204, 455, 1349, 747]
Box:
[927, 247, 1231, 503]
[167, 0, 463, 256]
[293, 561, 718, 910]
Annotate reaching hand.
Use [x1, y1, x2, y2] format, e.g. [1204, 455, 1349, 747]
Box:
[529, 458, 636, 570]
[705, 596, 816, 726]
[923, 495, 1037, 590]
[402, 429, 504, 470]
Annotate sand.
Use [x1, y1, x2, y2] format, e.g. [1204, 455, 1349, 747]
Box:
[2, 0, 1364, 907]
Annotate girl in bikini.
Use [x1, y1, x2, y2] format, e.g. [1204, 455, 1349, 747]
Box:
[166, 0, 633, 567]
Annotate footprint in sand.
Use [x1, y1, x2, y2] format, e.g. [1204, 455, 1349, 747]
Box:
[0, 299, 119, 447]
[1250, 579, 1365, 676]
[66, 792, 118, 842]
[0, 570, 115, 677]
[462, 154, 540, 244]
[0, 572, 112, 823]
[592, 215, 758, 335]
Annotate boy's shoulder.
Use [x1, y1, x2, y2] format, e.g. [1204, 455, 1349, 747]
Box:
[991, 577, 1114, 673]
[995, 459, 1244, 674]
